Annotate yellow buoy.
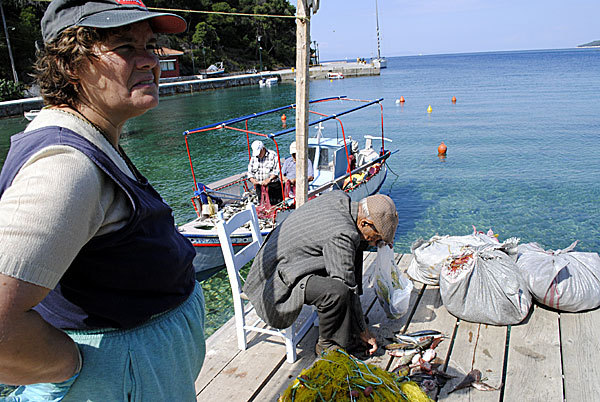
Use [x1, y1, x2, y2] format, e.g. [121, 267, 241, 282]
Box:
[427, 105, 432, 113]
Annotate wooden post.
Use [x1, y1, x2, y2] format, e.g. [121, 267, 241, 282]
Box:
[295, 0, 310, 207]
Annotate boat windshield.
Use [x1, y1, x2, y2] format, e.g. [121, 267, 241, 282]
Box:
[316, 148, 333, 171]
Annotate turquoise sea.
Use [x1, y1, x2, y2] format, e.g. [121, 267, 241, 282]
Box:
[1, 48, 599, 335]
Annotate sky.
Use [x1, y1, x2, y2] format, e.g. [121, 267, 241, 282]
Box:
[291, 0, 600, 61]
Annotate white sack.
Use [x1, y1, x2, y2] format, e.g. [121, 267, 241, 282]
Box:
[440, 246, 532, 325]
[516, 241, 600, 312]
[407, 227, 517, 285]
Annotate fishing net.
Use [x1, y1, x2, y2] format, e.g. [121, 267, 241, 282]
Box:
[278, 349, 432, 402]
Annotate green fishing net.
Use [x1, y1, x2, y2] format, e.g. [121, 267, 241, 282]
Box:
[279, 349, 432, 402]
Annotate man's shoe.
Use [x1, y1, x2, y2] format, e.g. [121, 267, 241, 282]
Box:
[315, 338, 340, 356]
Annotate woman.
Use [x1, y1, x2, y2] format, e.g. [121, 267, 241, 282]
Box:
[0, 1, 205, 401]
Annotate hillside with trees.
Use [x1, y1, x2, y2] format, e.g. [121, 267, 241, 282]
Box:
[0, 0, 297, 87]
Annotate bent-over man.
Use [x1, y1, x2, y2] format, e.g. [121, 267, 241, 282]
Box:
[243, 191, 399, 356]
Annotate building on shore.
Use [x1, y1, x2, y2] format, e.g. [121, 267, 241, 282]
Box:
[157, 47, 184, 79]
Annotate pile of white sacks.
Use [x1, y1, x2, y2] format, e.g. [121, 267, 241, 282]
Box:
[407, 227, 600, 325]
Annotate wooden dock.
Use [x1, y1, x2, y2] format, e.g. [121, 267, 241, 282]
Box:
[195, 252, 600, 401]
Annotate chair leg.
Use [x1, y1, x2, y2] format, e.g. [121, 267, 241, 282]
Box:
[284, 323, 297, 363]
[233, 298, 248, 351]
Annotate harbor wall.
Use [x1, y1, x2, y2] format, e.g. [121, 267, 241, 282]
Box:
[0, 97, 44, 119]
[0, 62, 379, 118]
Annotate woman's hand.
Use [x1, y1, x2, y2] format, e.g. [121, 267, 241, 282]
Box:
[0, 274, 81, 385]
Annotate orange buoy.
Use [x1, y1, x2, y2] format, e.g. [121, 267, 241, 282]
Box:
[400, 96, 405, 103]
[281, 114, 287, 122]
[452, 96, 457, 103]
[437, 141, 447, 155]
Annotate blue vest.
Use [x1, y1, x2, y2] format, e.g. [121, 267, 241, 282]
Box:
[0, 126, 196, 329]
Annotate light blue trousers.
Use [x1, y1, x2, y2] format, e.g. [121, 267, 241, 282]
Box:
[63, 282, 206, 402]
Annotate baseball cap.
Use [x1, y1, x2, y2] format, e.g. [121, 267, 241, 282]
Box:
[289, 141, 297, 155]
[251, 140, 265, 157]
[364, 194, 398, 244]
[41, 0, 187, 43]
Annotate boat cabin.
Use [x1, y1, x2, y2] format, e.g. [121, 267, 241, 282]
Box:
[307, 126, 381, 190]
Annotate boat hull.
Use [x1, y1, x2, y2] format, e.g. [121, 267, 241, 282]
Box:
[372, 58, 387, 69]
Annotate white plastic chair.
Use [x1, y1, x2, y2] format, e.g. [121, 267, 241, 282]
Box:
[216, 203, 317, 363]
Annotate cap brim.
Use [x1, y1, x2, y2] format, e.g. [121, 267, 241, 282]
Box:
[78, 9, 187, 34]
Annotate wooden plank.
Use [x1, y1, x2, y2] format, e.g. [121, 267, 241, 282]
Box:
[503, 306, 563, 402]
[560, 307, 600, 401]
[439, 321, 505, 401]
[360, 250, 379, 292]
[250, 327, 320, 402]
[195, 311, 246, 393]
[398, 284, 457, 363]
[197, 306, 317, 401]
[197, 333, 287, 401]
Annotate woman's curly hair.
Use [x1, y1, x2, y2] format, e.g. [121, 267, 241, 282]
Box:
[33, 26, 111, 107]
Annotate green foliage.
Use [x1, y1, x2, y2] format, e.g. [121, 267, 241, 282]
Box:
[0, 1, 45, 84]
[0, 0, 296, 83]
[192, 22, 219, 48]
[0, 78, 24, 101]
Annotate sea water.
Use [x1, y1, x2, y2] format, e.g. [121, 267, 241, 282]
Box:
[1, 48, 599, 335]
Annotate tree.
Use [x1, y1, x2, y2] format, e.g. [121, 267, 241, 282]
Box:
[192, 22, 219, 48]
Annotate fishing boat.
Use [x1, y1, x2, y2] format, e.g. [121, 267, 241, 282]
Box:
[371, 0, 387, 69]
[177, 96, 394, 279]
[259, 77, 278, 87]
[24, 109, 41, 121]
[327, 72, 344, 80]
[203, 61, 225, 77]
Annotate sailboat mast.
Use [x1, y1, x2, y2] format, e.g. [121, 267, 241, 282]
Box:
[375, 0, 381, 59]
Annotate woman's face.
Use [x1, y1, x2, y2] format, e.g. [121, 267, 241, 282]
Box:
[77, 21, 160, 124]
